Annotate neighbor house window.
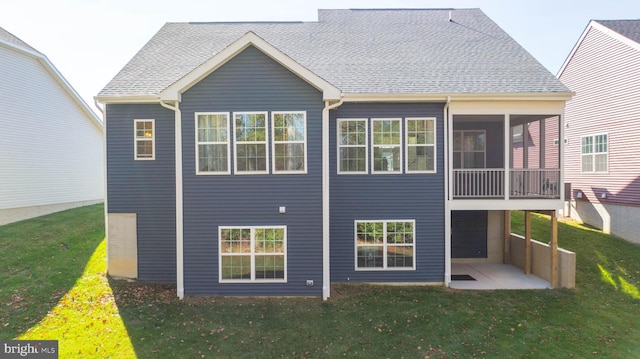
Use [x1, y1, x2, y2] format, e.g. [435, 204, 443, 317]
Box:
[219, 226, 286, 282]
[134, 119, 155, 160]
[196, 113, 230, 174]
[372, 119, 402, 173]
[337, 119, 368, 174]
[272, 112, 306, 173]
[355, 220, 415, 270]
[234, 112, 268, 174]
[581, 133, 608, 173]
[406, 118, 436, 172]
[453, 130, 486, 169]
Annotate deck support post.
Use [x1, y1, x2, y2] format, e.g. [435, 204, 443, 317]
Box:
[550, 210, 558, 288]
[524, 210, 531, 275]
[504, 210, 511, 264]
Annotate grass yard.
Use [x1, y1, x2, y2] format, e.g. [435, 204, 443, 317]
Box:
[1, 205, 639, 358]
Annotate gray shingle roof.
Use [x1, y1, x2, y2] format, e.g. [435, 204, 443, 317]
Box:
[99, 8, 569, 98]
[595, 19, 640, 44]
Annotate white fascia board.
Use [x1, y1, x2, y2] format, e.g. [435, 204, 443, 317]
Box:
[557, 21, 593, 78]
[558, 20, 640, 78]
[160, 31, 341, 102]
[94, 96, 162, 104]
[449, 199, 563, 211]
[592, 20, 640, 52]
[0, 38, 103, 130]
[449, 99, 567, 116]
[343, 92, 573, 103]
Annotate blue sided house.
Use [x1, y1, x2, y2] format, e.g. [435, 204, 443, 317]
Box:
[96, 9, 574, 299]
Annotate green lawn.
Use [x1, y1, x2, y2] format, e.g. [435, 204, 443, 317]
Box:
[1, 205, 639, 358]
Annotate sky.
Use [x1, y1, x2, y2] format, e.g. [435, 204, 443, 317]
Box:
[1, 0, 639, 114]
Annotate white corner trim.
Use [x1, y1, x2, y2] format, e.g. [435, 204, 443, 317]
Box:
[160, 31, 341, 102]
[0, 37, 103, 130]
[322, 99, 343, 300]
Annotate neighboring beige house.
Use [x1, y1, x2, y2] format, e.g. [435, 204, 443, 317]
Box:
[0, 27, 103, 225]
[559, 19, 640, 244]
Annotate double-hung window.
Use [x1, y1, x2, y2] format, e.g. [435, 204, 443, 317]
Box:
[219, 226, 286, 282]
[337, 119, 368, 173]
[234, 112, 268, 174]
[406, 118, 436, 172]
[372, 119, 402, 173]
[581, 133, 608, 173]
[355, 220, 415, 270]
[134, 119, 155, 160]
[196, 113, 230, 174]
[272, 112, 306, 173]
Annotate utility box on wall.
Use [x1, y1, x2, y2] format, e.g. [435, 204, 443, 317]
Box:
[107, 213, 138, 279]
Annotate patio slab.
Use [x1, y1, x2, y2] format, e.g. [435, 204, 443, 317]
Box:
[450, 263, 550, 290]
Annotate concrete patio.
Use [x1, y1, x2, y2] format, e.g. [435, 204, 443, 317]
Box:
[450, 263, 550, 290]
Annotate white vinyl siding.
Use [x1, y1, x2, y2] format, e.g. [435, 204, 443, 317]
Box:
[337, 119, 368, 174]
[0, 44, 103, 211]
[355, 220, 415, 270]
[219, 226, 287, 283]
[272, 111, 307, 173]
[405, 118, 436, 173]
[195, 113, 230, 174]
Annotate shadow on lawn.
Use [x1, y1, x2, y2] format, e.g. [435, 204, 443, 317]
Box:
[108, 278, 179, 358]
[0, 204, 105, 339]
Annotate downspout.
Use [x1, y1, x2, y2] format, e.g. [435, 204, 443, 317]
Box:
[95, 99, 109, 273]
[160, 100, 184, 299]
[443, 96, 451, 288]
[322, 98, 343, 301]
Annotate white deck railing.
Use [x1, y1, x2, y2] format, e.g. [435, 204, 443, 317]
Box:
[510, 169, 560, 198]
[453, 169, 561, 199]
[453, 169, 505, 198]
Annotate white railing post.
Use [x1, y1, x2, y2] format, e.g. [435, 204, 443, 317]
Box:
[504, 114, 511, 200]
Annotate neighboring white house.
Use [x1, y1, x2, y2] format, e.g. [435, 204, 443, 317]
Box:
[0, 27, 103, 225]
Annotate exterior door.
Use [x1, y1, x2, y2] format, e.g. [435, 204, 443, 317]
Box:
[451, 210, 488, 258]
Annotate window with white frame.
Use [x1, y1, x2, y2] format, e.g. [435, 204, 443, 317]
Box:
[337, 119, 368, 173]
[272, 112, 306, 173]
[196, 113, 230, 174]
[372, 119, 402, 173]
[453, 130, 486, 169]
[234, 112, 268, 173]
[219, 226, 286, 282]
[355, 220, 415, 270]
[406, 118, 436, 172]
[134, 119, 155, 160]
[581, 133, 608, 173]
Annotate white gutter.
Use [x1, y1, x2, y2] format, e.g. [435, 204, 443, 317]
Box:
[443, 96, 452, 287]
[160, 100, 184, 299]
[321, 98, 344, 300]
[95, 100, 109, 273]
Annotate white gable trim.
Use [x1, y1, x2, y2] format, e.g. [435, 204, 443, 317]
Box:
[160, 31, 341, 102]
[0, 37, 103, 130]
[558, 20, 640, 78]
